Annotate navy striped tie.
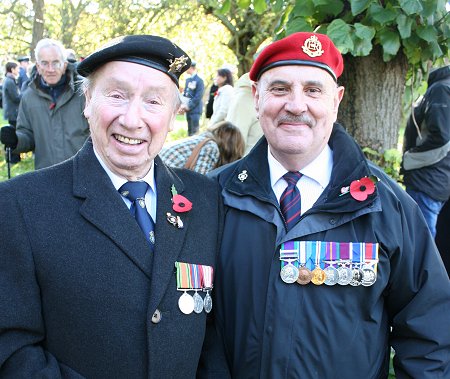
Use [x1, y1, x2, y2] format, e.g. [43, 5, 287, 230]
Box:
[280, 171, 303, 231]
[119, 181, 155, 252]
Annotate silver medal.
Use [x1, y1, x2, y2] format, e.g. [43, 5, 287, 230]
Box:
[193, 291, 204, 314]
[349, 267, 364, 286]
[361, 265, 377, 286]
[337, 266, 353, 285]
[280, 263, 300, 284]
[203, 291, 213, 313]
[178, 292, 195, 314]
[324, 266, 339, 286]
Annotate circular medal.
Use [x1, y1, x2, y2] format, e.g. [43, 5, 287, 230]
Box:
[324, 266, 339, 286]
[337, 266, 352, 285]
[349, 268, 364, 286]
[311, 267, 326, 285]
[296, 266, 312, 285]
[361, 265, 377, 287]
[203, 292, 213, 313]
[178, 292, 195, 314]
[280, 263, 300, 284]
[193, 292, 204, 314]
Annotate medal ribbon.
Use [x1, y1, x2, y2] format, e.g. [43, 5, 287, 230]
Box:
[190, 264, 202, 290]
[175, 261, 193, 290]
[280, 240, 300, 269]
[202, 265, 214, 289]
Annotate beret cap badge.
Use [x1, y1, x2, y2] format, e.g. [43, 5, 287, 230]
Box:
[168, 55, 189, 74]
[301, 35, 324, 58]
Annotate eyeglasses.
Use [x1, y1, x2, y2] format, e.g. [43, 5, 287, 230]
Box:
[38, 60, 64, 69]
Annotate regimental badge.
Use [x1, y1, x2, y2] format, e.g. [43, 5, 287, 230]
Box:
[168, 55, 189, 74]
[302, 35, 324, 58]
[238, 170, 248, 182]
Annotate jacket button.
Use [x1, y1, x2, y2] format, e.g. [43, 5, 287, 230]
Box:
[151, 309, 162, 324]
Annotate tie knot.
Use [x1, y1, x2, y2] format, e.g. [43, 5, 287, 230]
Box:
[283, 171, 302, 187]
[119, 181, 149, 202]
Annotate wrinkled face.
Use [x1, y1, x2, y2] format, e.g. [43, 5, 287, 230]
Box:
[253, 65, 344, 168]
[84, 61, 180, 180]
[36, 46, 67, 85]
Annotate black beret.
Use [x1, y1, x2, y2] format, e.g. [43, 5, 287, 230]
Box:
[77, 35, 191, 87]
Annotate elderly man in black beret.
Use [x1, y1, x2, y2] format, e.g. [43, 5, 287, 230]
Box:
[0, 35, 223, 378]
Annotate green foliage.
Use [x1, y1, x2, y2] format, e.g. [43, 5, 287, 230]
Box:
[362, 147, 403, 184]
[0, 151, 34, 182]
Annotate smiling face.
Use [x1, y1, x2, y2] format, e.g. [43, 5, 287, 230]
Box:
[253, 65, 344, 171]
[84, 61, 180, 180]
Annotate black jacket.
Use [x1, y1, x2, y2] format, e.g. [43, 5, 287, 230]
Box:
[402, 65, 450, 201]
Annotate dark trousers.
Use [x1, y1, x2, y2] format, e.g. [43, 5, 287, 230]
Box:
[6, 120, 21, 164]
[187, 112, 201, 136]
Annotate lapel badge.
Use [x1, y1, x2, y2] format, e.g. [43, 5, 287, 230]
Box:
[302, 35, 324, 58]
[149, 231, 155, 244]
[167, 212, 184, 229]
[237, 170, 248, 182]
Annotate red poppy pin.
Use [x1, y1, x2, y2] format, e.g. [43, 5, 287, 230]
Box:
[171, 185, 192, 213]
[340, 176, 379, 201]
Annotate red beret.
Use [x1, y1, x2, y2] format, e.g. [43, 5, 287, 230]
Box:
[249, 32, 344, 82]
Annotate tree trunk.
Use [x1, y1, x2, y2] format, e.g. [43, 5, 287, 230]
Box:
[31, 0, 45, 60]
[338, 45, 408, 151]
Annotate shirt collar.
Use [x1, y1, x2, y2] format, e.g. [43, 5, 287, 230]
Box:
[93, 148, 156, 194]
[268, 144, 333, 189]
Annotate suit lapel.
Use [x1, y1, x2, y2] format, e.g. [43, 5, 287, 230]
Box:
[148, 157, 191, 312]
[73, 141, 153, 279]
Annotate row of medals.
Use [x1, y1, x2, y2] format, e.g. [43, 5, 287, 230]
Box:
[280, 261, 377, 287]
[178, 289, 213, 315]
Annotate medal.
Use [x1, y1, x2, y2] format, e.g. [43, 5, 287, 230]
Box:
[193, 291, 204, 313]
[297, 266, 312, 285]
[324, 265, 339, 285]
[178, 292, 195, 314]
[311, 241, 326, 285]
[361, 264, 377, 286]
[337, 261, 352, 285]
[279, 242, 300, 284]
[202, 265, 214, 313]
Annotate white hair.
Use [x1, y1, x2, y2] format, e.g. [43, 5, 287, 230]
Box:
[35, 38, 67, 62]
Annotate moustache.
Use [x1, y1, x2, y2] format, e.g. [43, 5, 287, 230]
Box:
[277, 114, 315, 128]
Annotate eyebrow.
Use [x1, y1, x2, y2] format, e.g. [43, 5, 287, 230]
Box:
[106, 78, 169, 94]
[265, 78, 325, 88]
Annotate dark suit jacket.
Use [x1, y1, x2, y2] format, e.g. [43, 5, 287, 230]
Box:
[183, 74, 204, 115]
[0, 140, 222, 378]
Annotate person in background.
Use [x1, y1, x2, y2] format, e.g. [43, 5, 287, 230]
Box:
[226, 72, 263, 154]
[160, 120, 245, 174]
[208, 68, 234, 127]
[202, 32, 450, 378]
[0, 34, 222, 378]
[0, 38, 89, 170]
[180, 61, 205, 136]
[401, 64, 450, 237]
[2, 61, 22, 163]
[17, 56, 30, 90]
[205, 82, 218, 121]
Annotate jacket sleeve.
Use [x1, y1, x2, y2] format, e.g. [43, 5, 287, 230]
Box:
[4, 79, 21, 105]
[402, 84, 450, 169]
[0, 183, 85, 378]
[383, 194, 450, 377]
[188, 78, 205, 111]
[14, 97, 35, 154]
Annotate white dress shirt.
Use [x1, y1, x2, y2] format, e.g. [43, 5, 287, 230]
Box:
[268, 145, 333, 215]
[94, 149, 157, 222]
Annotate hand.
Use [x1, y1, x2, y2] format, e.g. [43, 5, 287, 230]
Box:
[1, 125, 18, 149]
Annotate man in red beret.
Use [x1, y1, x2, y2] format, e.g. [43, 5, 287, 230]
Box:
[203, 32, 450, 378]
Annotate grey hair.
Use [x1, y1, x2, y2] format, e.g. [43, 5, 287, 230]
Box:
[35, 38, 67, 62]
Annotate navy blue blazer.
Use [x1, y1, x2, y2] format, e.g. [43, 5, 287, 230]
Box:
[183, 74, 205, 115]
[0, 140, 222, 378]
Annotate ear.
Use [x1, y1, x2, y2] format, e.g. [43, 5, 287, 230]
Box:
[334, 85, 345, 113]
[83, 88, 92, 119]
[252, 82, 260, 114]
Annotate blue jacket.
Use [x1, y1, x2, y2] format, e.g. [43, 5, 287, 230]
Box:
[205, 124, 450, 379]
[0, 140, 222, 378]
[183, 73, 204, 115]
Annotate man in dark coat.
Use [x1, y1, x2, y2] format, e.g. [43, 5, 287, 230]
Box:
[203, 32, 450, 378]
[180, 61, 205, 135]
[401, 65, 450, 237]
[0, 35, 222, 378]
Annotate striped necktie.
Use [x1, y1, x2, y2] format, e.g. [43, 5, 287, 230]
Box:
[280, 171, 303, 231]
[119, 181, 155, 251]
